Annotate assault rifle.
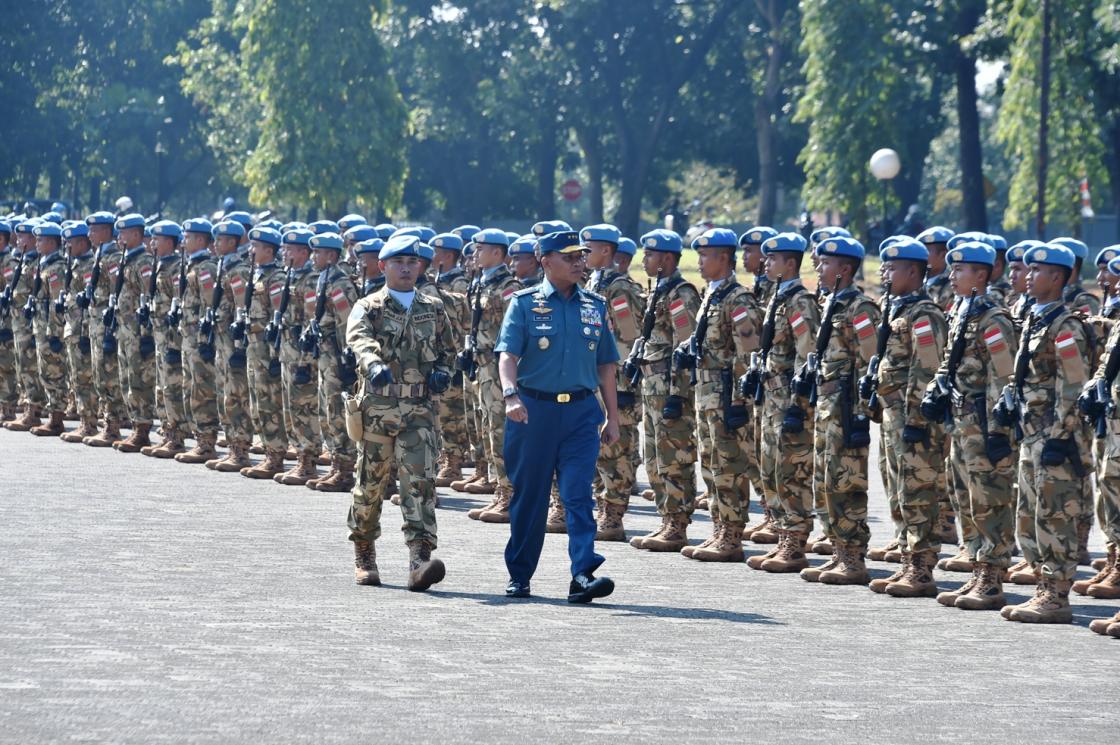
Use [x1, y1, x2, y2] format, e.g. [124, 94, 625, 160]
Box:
[858, 281, 893, 409]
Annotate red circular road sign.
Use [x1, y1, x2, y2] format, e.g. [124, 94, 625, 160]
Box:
[561, 179, 582, 201]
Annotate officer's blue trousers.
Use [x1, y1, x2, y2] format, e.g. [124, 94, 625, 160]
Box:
[503, 393, 605, 584]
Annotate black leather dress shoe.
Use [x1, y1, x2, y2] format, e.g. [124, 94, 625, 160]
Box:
[506, 579, 531, 598]
[567, 572, 614, 603]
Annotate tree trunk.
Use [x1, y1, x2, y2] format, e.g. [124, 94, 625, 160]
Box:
[1109, 121, 1120, 241]
[535, 117, 558, 221]
[1037, 0, 1051, 238]
[575, 125, 604, 224]
[754, 0, 784, 227]
[615, 135, 655, 240]
[89, 176, 101, 214]
[955, 0, 987, 231]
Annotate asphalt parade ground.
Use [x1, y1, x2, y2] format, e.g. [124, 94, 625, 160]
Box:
[1, 424, 1117, 744]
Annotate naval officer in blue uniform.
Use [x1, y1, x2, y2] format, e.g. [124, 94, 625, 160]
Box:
[496, 230, 621, 602]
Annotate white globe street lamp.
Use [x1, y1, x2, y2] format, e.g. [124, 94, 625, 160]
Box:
[869, 148, 900, 237]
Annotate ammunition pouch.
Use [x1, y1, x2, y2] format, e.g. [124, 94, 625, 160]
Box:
[616, 391, 637, 409]
[138, 334, 155, 360]
[662, 394, 685, 420]
[343, 392, 364, 442]
[164, 347, 182, 365]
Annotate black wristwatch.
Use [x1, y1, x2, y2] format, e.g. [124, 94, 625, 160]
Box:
[502, 386, 518, 399]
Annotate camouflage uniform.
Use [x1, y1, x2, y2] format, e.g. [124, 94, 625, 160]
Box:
[178, 251, 221, 451]
[84, 245, 128, 439]
[284, 264, 322, 456]
[245, 258, 289, 455]
[1063, 282, 1102, 556]
[988, 277, 1014, 308]
[925, 271, 954, 311]
[114, 246, 158, 427]
[30, 250, 70, 415]
[214, 253, 255, 454]
[1064, 283, 1101, 318]
[0, 248, 19, 414]
[61, 250, 98, 433]
[11, 251, 46, 413]
[313, 265, 359, 471]
[1088, 316, 1120, 551]
[152, 254, 188, 444]
[424, 271, 469, 472]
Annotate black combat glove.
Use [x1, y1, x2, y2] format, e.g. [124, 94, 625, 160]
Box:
[1077, 385, 1100, 418]
[47, 336, 63, 354]
[738, 371, 757, 399]
[621, 358, 641, 384]
[781, 405, 806, 434]
[991, 392, 1018, 429]
[367, 364, 393, 388]
[616, 391, 637, 409]
[76, 335, 90, 354]
[672, 343, 695, 372]
[1040, 438, 1070, 467]
[293, 364, 312, 386]
[164, 347, 182, 365]
[74, 292, 90, 310]
[427, 369, 451, 394]
[454, 349, 472, 372]
[858, 374, 875, 402]
[662, 395, 685, 420]
[919, 386, 947, 423]
[985, 433, 1012, 466]
[791, 365, 813, 398]
[137, 304, 151, 329]
[901, 425, 928, 445]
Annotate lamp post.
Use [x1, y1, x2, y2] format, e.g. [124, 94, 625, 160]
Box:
[869, 148, 901, 240]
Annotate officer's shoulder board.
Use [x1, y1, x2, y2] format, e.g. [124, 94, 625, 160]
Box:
[512, 286, 537, 299]
[579, 287, 606, 304]
[979, 307, 1015, 380]
[1053, 314, 1088, 386]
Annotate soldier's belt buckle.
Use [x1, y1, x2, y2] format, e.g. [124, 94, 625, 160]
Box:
[557, 392, 571, 403]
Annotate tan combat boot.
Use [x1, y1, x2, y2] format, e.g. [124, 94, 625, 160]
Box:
[885, 551, 939, 598]
[936, 545, 974, 573]
[175, 433, 218, 464]
[62, 401, 79, 421]
[1087, 562, 1120, 600]
[0, 402, 15, 421]
[406, 540, 446, 592]
[692, 523, 744, 562]
[275, 450, 320, 486]
[746, 541, 781, 570]
[762, 531, 810, 573]
[683, 522, 722, 559]
[353, 540, 380, 586]
[435, 453, 463, 488]
[464, 475, 497, 495]
[809, 533, 833, 555]
[870, 561, 908, 594]
[1073, 544, 1116, 595]
[210, 439, 251, 472]
[1008, 577, 1073, 624]
[30, 410, 65, 437]
[1076, 517, 1092, 566]
[60, 416, 99, 443]
[249, 440, 265, 455]
[695, 493, 710, 511]
[595, 502, 627, 542]
[1089, 610, 1120, 635]
[147, 430, 187, 459]
[937, 567, 980, 607]
[749, 512, 779, 545]
[545, 490, 567, 533]
[1007, 558, 1037, 585]
[114, 423, 152, 453]
[641, 513, 689, 552]
[241, 448, 287, 479]
[467, 492, 501, 520]
[818, 545, 870, 585]
[800, 555, 841, 583]
[450, 460, 486, 492]
[316, 448, 330, 465]
[5, 404, 41, 432]
[478, 488, 512, 523]
[84, 418, 121, 447]
[867, 538, 899, 562]
[640, 488, 655, 501]
[954, 563, 1006, 610]
[316, 457, 355, 492]
[630, 516, 670, 549]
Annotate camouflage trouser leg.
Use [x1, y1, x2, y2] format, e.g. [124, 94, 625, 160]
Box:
[762, 401, 814, 535]
[742, 401, 763, 503]
[595, 399, 639, 506]
[283, 359, 321, 452]
[813, 405, 870, 549]
[477, 363, 511, 491]
[1017, 435, 1080, 581]
[879, 426, 901, 541]
[247, 344, 287, 451]
[348, 398, 438, 546]
[65, 339, 97, 419]
[882, 409, 941, 554]
[436, 382, 468, 462]
[183, 343, 220, 436]
[701, 407, 750, 526]
[642, 391, 697, 517]
[34, 334, 68, 411]
[155, 348, 187, 437]
[462, 377, 484, 463]
[13, 328, 45, 407]
[641, 400, 666, 497]
[116, 328, 157, 425]
[697, 408, 717, 500]
[0, 333, 16, 405]
[1097, 429, 1120, 546]
[318, 355, 355, 461]
[216, 336, 253, 443]
[949, 426, 1015, 567]
[88, 319, 126, 421]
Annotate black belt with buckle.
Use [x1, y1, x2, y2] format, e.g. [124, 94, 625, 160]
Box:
[518, 386, 593, 403]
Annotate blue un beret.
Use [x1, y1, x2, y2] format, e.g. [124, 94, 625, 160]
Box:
[417, 227, 437, 244]
[1007, 240, 1044, 264]
[504, 231, 521, 246]
[249, 227, 282, 247]
[41, 211, 63, 224]
[150, 220, 183, 240]
[391, 226, 424, 240]
[879, 237, 928, 263]
[418, 243, 435, 262]
[761, 232, 808, 256]
[85, 211, 116, 226]
[380, 234, 422, 260]
[308, 220, 340, 236]
[580, 224, 621, 245]
[33, 222, 63, 238]
[115, 213, 146, 231]
[1109, 256, 1120, 277]
[537, 231, 585, 255]
[1024, 244, 1076, 270]
[948, 232, 992, 250]
[810, 227, 851, 245]
[309, 232, 343, 251]
[343, 225, 378, 243]
[61, 223, 89, 240]
[430, 233, 464, 252]
[508, 234, 538, 256]
[1050, 237, 1088, 261]
[1095, 245, 1120, 266]
[223, 211, 254, 230]
[16, 219, 41, 234]
[987, 234, 1008, 252]
[474, 227, 511, 248]
[338, 214, 368, 232]
[616, 237, 637, 257]
[452, 225, 480, 242]
[917, 226, 955, 244]
[532, 220, 572, 237]
[280, 221, 308, 233]
[213, 220, 246, 239]
[353, 238, 384, 256]
[183, 218, 214, 236]
[256, 219, 283, 231]
[739, 227, 778, 246]
[879, 235, 908, 251]
[640, 229, 683, 254]
[373, 223, 397, 240]
[816, 236, 865, 260]
[691, 228, 738, 250]
[946, 241, 996, 267]
[282, 229, 314, 247]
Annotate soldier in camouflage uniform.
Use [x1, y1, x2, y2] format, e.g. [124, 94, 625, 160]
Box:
[986, 235, 1014, 307]
[347, 235, 454, 591]
[203, 220, 255, 472]
[25, 222, 70, 437]
[917, 227, 955, 310]
[459, 229, 520, 521]
[235, 226, 290, 479]
[174, 219, 223, 465]
[3, 220, 47, 431]
[920, 243, 1019, 610]
[578, 224, 644, 540]
[673, 228, 760, 561]
[0, 221, 19, 421]
[430, 233, 470, 487]
[106, 214, 157, 452]
[508, 234, 541, 287]
[273, 229, 323, 486]
[627, 229, 702, 552]
[862, 239, 948, 597]
[796, 236, 881, 586]
[744, 233, 821, 573]
[303, 232, 359, 492]
[1000, 244, 1091, 624]
[57, 223, 99, 442]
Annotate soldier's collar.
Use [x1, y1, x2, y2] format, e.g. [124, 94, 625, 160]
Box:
[158, 254, 177, 265]
[21, 250, 39, 261]
[187, 249, 210, 265]
[891, 290, 925, 309]
[39, 250, 62, 265]
[124, 245, 147, 259]
[221, 253, 241, 268]
[926, 271, 949, 286]
[256, 260, 279, 270]
[481, 264, 510, 285]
